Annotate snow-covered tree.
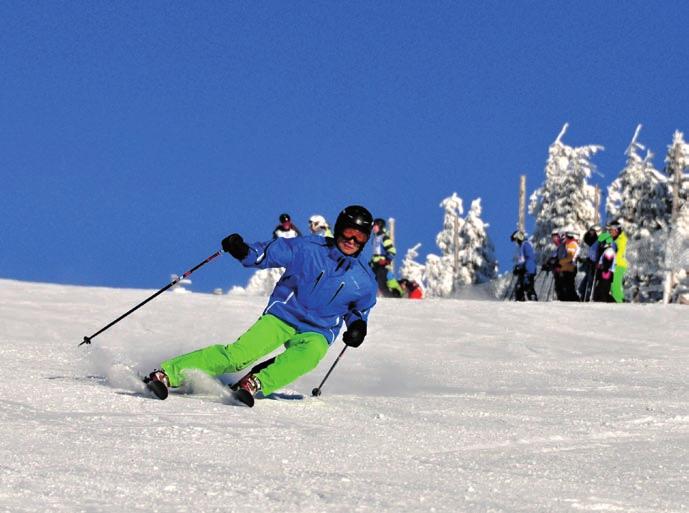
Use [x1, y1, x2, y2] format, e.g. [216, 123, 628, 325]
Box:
[529, 123, 603, 263]
[423, 254, 454, 297]
[399, 243, 426, 287]
[663, 131, 689, 303]
[606, 125, 670, 302]
[228, 268, 284, 296]
[668, 203, 689, 303]
[423, 193, 464, 297]
[455, 198, 498, 285]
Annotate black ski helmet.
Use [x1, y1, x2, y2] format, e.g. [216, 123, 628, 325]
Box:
[279, 213, 291, 223]
[334, 205, 373, 242]
[510, 230, 525, 243]
[373, 218, 386, 229]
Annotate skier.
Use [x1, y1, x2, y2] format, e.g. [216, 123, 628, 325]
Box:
[557, 231, 580, 301]
[578, 225, 600, 301]
[510, 230, 538, 301]
[369, 218, 402, 297]
[398, 278, 423, 299]
[608, 221, 628, 303]
[592, 231, 617, 302]
[145, 205, 378, 407]
[542, 230, 563, 300]
[272, 213, 302, 239]
[308, 214, 332, 237]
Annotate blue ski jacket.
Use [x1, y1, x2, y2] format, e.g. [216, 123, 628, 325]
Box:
[518, 240, 537, 274]
[240, 235, 377, 344]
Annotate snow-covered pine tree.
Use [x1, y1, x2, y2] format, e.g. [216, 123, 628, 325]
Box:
[228, 268, 285, 296]
[423, 193, 464, 297]
[455, 198, 498, 285]
[529, 123, 603, 263]
[399, 243, 426, 288]
[667, 202, 689, 303]
[665, 130, 689, 214]
[664, 131, 689, 302]
[606, 125, 670, 302]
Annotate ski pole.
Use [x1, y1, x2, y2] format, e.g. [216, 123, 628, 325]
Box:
[311, 345, 348, 397]
[79, 251, 223, 346]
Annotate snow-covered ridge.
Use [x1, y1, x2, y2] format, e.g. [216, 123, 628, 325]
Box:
[1, 278, 688, 512]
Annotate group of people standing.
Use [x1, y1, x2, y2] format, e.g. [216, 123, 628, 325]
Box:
[509, 221, 628, 303]
[272, 213, 422, 299]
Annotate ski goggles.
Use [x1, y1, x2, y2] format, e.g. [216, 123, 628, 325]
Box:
[339, 228, 368, 246]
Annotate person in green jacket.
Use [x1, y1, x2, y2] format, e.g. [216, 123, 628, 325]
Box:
[608, 221, 627, 303]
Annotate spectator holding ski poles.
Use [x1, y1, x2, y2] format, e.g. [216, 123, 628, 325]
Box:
[145, 205, 378, 407]
[578, 225, 600, 301]
[510, 230, 538, 301]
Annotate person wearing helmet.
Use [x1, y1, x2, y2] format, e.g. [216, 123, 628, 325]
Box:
[592, 231, 617, 302]
[578, 225, 601, 301]
[557, 231, 580, 301]
[542, 230, 563, 299]
[510, 230, 538, 301]
[308, 214, 332, 237]
[144, 205, 377, 407]
[272, 213, 302, 239]
[607, 221, 627, 303]
[369, 218, 402, 297]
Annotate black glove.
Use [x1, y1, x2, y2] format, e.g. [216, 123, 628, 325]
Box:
[342, 319, 367, 348]
[513, 265, 525, 275]
[221, 233, 249, 260]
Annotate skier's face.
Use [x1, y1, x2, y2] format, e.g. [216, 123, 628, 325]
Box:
[337, 228, 368, 255]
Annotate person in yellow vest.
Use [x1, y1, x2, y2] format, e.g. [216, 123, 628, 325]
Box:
[557, 231, 580, 301]
[370, 218, 403, 297]
[607, 220, 627, 303]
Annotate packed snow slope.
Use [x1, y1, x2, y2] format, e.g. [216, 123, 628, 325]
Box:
[1, 278, 688, 513]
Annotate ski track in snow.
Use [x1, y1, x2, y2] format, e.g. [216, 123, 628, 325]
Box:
[1, 278, 688, 512]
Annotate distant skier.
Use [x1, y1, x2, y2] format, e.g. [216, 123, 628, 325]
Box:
[542, 230, 563, 299]
[557, 231, 580, 301]
[398, 278, 423, 299]
[607, 220, 627, 303]
[369, 218, 402, 297]
[308, 214, 332, 237]
[578, 225, 600, 301]
[510, 230, 538, 301]
[145, 205, 377, 407]
[272, 213, 302, 239]
[592, 231, 617, 302]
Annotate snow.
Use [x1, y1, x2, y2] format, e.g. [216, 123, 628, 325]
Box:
[2, 278, 689, 512]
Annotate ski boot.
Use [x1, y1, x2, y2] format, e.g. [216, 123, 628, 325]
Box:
[233, 374, 261, 408]
[143, 369, 170, 400]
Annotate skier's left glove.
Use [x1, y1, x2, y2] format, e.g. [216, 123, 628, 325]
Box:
[343, 319, 367, 348]
[222, 233, 250, 261]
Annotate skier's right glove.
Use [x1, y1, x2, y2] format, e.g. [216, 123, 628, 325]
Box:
[222, 233, 250, 261]
[342, 319, 367, 348]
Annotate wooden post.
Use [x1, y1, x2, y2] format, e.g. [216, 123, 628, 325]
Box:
[518, 175, 526, 232]
[594, 185, 601, 225]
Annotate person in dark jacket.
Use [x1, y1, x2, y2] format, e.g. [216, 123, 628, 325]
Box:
[510, 230, 538, 301]
[369, 218, 402, 297]
[578, 225, 600, 301]
[272, 213, 302, 239]
[145, 205, 377, 407]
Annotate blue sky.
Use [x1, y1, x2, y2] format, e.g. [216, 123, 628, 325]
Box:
[2, 1, 688, 293]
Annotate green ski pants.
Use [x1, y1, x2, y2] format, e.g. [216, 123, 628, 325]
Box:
[161, 314, 329, 395]
[611, 265, 626, 303]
